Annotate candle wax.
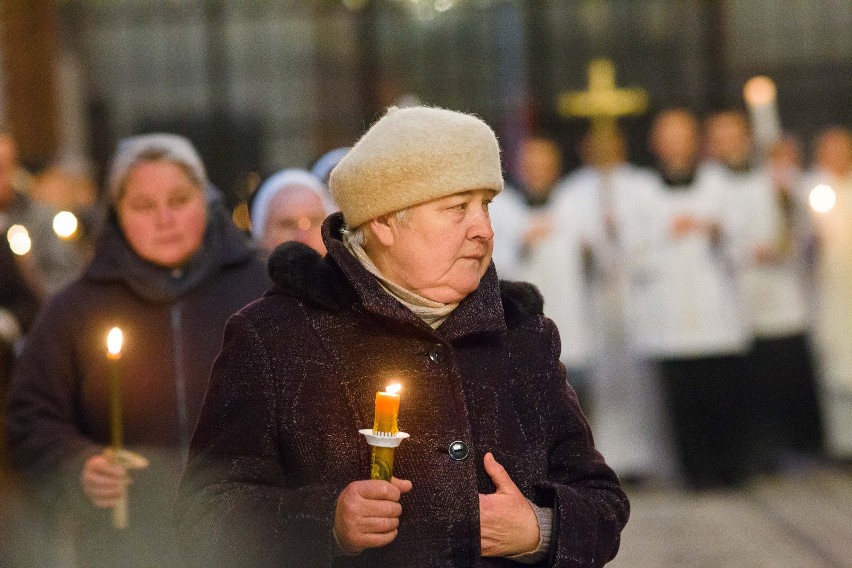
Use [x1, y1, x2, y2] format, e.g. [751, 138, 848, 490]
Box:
[373, 391, 399, 434]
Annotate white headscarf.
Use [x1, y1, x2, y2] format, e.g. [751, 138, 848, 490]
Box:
[108, 133, 207, 202]
[249, 168, 336, 243]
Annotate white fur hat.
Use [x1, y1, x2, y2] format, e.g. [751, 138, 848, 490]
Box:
[329, 106, 503, 228]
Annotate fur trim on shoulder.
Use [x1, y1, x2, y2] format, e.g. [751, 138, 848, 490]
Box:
[499, 280, 544, 328]
[267, 242, 357, 311]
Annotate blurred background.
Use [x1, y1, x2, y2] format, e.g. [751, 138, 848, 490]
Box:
[2, 0, 850, 202]
[1, 1, 851, 566]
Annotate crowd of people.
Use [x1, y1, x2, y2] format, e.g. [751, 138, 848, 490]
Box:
[493, 111, 851, 489]
[0, 103, 848, 566]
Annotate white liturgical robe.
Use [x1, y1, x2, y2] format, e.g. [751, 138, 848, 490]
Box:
[633, 165, 750, 359]
[805, 170, 852, 456]
[550, 164, 672, 478]
[717, 165, 810, 338]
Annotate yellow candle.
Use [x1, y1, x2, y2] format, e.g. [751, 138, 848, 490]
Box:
[106, 327, 124, 449]
[373, 383, 401, 435]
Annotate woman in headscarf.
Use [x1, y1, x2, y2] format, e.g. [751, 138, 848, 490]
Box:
[6, 133, 268, 567]
[250, 168, 335, 255]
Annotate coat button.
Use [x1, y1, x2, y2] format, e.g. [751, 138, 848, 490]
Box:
[448, 440, 469, 461]
[428, 344, 445, 364]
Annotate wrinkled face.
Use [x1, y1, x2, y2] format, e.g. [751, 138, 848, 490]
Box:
[260, 186, 327, 254]
[369, 189, 495, 304]
[117, 160, 207, 269]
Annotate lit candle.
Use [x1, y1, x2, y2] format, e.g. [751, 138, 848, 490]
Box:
[809, 184, 836, 214]
[6, 224, 32, 256]
[106, 327, 124, 449]
[743, 75, 781, 153]
[373, 383, 401, 435]
[52, 211, 79, 240]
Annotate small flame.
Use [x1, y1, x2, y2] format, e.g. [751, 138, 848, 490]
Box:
[7, 224, 32, 256]
[385, 383, 402, 395]
[743, 76, 777, 106]
[53, 211, 79, 239]
[107, 327, 124, 357]
[809, 184, 836, 214]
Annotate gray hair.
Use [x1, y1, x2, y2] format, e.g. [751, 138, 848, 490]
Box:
[343, 208, 411, 247]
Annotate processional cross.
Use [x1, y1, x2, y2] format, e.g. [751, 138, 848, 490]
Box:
[558, 58, 648, 136]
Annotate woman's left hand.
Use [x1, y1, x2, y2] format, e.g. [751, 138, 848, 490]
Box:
[478, 452, 540, 557]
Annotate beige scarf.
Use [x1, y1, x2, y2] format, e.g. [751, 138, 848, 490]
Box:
[344, 234, 458, 329]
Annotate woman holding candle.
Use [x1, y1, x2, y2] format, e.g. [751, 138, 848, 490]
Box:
[5, 134, 268, 567]
[178, 106, 629, 567]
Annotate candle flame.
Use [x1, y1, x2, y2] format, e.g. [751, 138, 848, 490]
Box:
[6, 224, 32, 256]
[809, 184, 836, 214]
[53, 211, 79, 239]
[107, 327, 124, 357]
[385, 383, 402, 395]
[743, 76, 777, 106]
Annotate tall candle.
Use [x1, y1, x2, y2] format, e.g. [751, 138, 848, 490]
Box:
[106, 327, 124, 449]
[743, 75, 781, 154]
[373, 383, 401, 435]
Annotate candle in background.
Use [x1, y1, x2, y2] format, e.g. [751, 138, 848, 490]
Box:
[106, 327, 124, 449]
[6, 224, 32, 256]
[373, 383, 401, 434]
[809, 184, 837, 214]
[743, 75, 782, 155]
[52, 211, 79, 240]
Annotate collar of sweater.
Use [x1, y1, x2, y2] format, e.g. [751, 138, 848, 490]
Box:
[342, 232, 457, 329]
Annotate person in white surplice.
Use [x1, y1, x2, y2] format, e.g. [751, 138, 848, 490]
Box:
[490, 134, 596, 408]
[637, 109, 753, 489]
[802, 126, 852, 458]
[705, 111, 824, 468]
[549, 127, 670, 481]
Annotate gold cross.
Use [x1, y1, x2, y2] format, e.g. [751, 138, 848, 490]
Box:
[559, 58, 648, 135]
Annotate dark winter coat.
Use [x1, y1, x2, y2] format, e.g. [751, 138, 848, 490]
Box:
[176, 213, 629, 568]
[5, 198, 268, 568]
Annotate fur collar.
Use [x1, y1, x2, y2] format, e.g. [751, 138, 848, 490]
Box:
[267, 242, 543, 330]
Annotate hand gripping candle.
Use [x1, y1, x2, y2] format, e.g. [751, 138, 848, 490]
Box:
[359, 383, 409, 481]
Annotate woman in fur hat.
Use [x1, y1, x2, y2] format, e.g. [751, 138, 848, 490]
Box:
[178, 107, 629, 567]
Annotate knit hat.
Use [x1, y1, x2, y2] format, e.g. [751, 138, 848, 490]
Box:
[249, 168, 336, 243]
[107, 133, 207, 202]
[329, 106, 503, 228]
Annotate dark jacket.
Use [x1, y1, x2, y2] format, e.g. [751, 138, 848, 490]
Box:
[5, 198, 268, 568]
[177, 213, 629, 568]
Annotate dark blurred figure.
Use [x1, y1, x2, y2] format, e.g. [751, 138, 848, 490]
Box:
[0, 133, 84, 295]
[6, 134, 268, 568]
[1, 228, 49, 568]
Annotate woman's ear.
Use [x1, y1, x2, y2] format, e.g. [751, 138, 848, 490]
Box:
[367, 214, 395, 247]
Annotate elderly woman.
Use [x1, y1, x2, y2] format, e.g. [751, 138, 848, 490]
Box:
[177, 107, 629, 567]
[250, 168, 334, 254]
[5, 134, 268, 567]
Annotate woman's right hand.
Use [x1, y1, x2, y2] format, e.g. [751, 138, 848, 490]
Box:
[81, 454, 130, 508]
